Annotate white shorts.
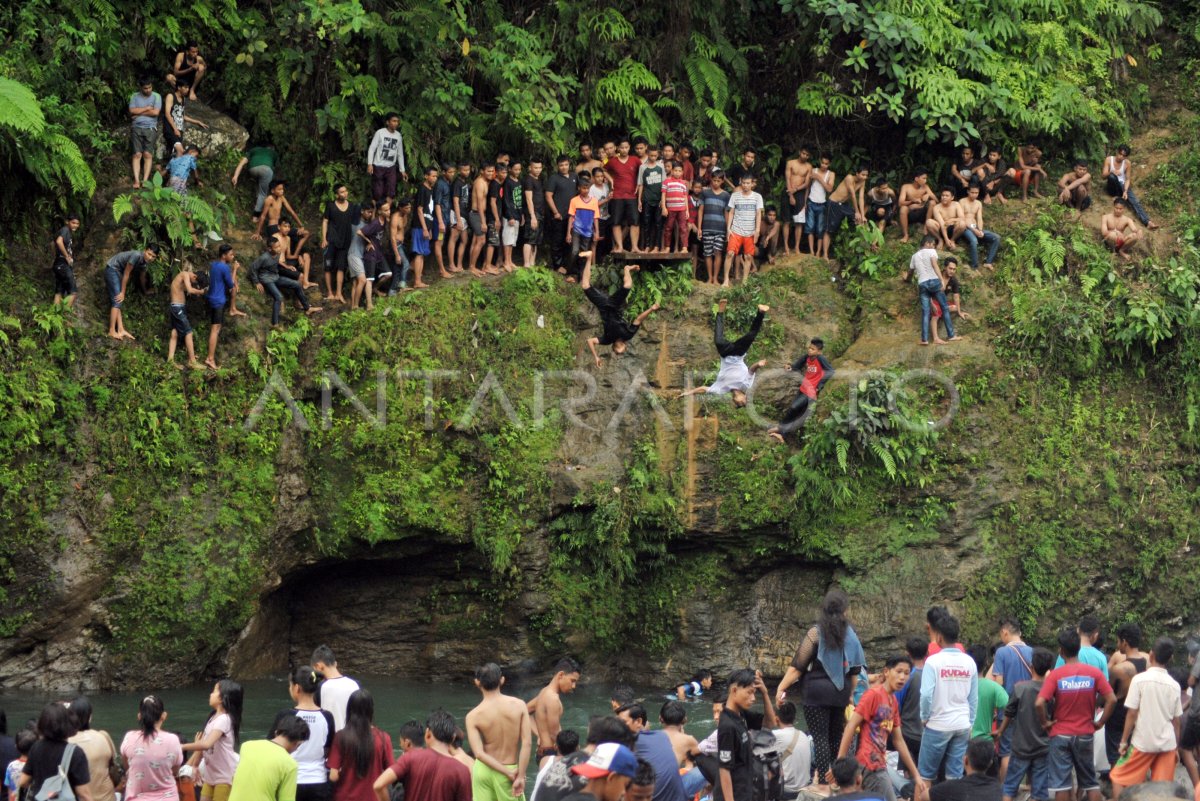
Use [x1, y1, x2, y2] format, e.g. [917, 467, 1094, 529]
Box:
[449, 211, 459, 227]
[792, 210, 806, 224]
[502, 219, 519, 247]
[347, 254, 365, 279]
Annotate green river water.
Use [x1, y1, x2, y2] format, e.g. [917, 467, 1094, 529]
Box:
[0, 675, 718, 782]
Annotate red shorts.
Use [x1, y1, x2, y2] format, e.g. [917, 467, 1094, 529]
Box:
[727, 233, 756, 256]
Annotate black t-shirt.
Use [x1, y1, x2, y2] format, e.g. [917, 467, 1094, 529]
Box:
[548, 173, 577, 220]
[452, 178, 470, 213]
[928, 775, 1002, 801]
[486, 181, 502, 224]
[945, 275, 961, 295]
[727, 163, 758, 186]
[831, 793, 890, 801]
[324, 201, 358, 249]
[530, 751, 589, 801]
[714, 707, 764, 801]
[523, 174, 547, 221]
[53, 226, 73, 267]
[503, 177, 523, 221]
[982, 160, 1008, 181]
[23, 740, 90, 797]
[416, 185, 436, 227]
[0, 735, 17, 776]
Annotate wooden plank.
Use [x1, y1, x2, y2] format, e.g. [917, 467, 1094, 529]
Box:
[614, 250, 692, 262]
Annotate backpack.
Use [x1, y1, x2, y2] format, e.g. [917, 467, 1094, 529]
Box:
[35, 744, 77, 801]
[749, 730, 782, 801]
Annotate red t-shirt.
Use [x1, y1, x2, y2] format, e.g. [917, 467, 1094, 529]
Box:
[606, 156, 642, 199]
[329, 728, 394, 801]
[387, 749, 472, 801]
[926, 641, 966, 657]
[854, 685, 900, 773]
[1038, 663, 1113, 736]
[663, 178, 689, 211]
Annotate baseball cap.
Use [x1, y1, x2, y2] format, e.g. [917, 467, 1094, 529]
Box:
[571, 742, 638, 779]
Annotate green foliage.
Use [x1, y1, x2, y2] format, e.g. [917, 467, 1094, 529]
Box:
[0, 75, 95, 203]
[113, 173, 234, 281]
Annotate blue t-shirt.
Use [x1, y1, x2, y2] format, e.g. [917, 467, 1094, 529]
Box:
[129, 91, 162, 129]
[208, 260, 233, 307]
[168, 154, 198, 182]
[993, 643, 1034, 695]
[635, 729, 686, 801]
[434, 177, 452, 214]
[701, 188, 730, 232]
[1054, 645, 1109, 678]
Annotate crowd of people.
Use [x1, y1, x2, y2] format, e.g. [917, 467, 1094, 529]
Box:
[36, 57, 1162, 397]
[7, 609, 1200, 801]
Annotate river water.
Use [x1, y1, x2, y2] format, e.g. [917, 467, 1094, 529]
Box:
[0, 674, 718, 780]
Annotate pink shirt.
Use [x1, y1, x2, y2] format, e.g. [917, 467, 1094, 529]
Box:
[199, 714, 238, 785]
[121, 730, 183, 801]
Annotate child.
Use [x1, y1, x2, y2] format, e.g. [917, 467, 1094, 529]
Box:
[567, 178, 601, 282]
[1101, 198, 1143, 262]
[867, 178, 896, 232]
[181, 679, 244, 798]
[383, 197, 412, 294]
[165, 144, 203, 196]
[589, 166, 612, 262]
[51, 213, 81, 307]
[674, 670, 714, 700]
[1016, 144, 1048, 201]
[661, 163, 689, 254]
[203, 244, 237, 371]
[835, 655, 925, 801]
[996, 648, 1054, 801]
[768, 337, 834, 442]
[757, 206, 781, 265]
[688, 179, 704, 278]
[167, 263, 206, 369]
[254, 180, 304, 240]
[4, 729, 35, 801]
[638, 145, 665, 253]
[276, 219, 316, 290]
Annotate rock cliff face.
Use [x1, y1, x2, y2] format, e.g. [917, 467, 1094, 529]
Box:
[4, 103, 1200, 694]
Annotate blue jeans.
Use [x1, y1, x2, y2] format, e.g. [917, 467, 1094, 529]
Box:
[917, 726, 970, 781]
[919, 278, 955, 342]
[262, 277, 308, 325]
[681, 766, 707, 797]
[105, 265, 124, 308]
[961, 227, 1000, 269]
[1003, 753, 1049, 800]
[1047, 734, 1098, 794]
[804, 202, 827, 235]
[1124, 186, 1150, 226]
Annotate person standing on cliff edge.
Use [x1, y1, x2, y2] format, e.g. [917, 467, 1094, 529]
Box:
[467, 663, 532, 801]
[528, 658, 582, 768]
[313, 645, 361, 732]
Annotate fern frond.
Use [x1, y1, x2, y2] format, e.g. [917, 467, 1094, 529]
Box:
[836, 439, 850, 473]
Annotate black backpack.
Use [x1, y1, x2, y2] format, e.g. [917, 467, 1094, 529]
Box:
[749, 729, 782, 801]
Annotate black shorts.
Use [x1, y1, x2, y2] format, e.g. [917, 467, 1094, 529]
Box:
[1181, 713, 1200, 749]
[521, 222, 543, 246]
[905, 204, 928, 224]
[209, 303, 226, 325]
[610, 198, 638, 226]
[52, 263, 77, 296]
[486, 223, 500, 247]
[169, 304, 192, 336]
[827, 201, 855, 232]
[469, 211, 485, 237]
[325, 246, 349, 273]
[295, 783, 332, 801]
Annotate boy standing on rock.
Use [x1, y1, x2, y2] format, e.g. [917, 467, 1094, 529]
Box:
[467, 663, 532, 801]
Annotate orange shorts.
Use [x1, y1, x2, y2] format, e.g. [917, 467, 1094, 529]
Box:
[1109, 747, 1177, 786]
[728, 233, 756, 256]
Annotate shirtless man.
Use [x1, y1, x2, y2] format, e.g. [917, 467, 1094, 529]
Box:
[926, 188, 966, 251]
[468, 163, 496, 276]
[1057, 160, 1092, 212]
[658, 701, 699, 769]
[166, 264, 205, 370]
[784, 147, 813, 255]
[898, 168, 936, 243]
[528, 658, 581, 767]
[167, 42, 207, 99]
[577, 143, 602, 178]
[1015, 144, 1048, 200]
[467, 663, 532, 801]
[1106, 623, 1149, 769]
[1102, 198, 1142, 261]
[254, 181, 304, 239]
[825, 165, 869, 251]
[958, 184, 1001, 269]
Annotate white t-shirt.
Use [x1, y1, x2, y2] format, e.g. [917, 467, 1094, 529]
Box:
[289, 708, 335, 784]
[706, 355, 753, 395]
[909, 248, 939, 284]
[590, 183, 611, 220]
[771, 727, 813, 792]
[809, 171, 831, 203]
[727, 191, 764, 237]
[1126, 667, 1183, 753]
[319, 675, 361, 731]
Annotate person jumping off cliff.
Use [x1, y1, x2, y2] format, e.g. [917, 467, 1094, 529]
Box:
[678, 299, 769, 408]
[582, 261, 660, 367]
[768, 337, 834, 442]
